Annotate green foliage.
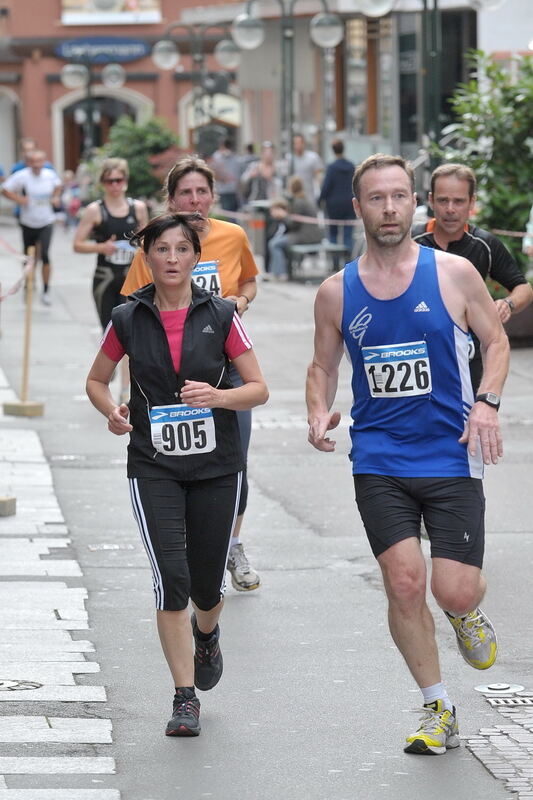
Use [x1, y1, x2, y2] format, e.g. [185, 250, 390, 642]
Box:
[435, 51, 533, 273]
[84, 116, 180, 201]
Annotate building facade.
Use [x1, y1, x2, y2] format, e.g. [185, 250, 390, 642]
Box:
[0, 0, 529, 177]
[0, 0, 244, 174]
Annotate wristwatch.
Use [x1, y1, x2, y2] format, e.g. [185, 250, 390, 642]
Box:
[475, 392, 501, 411]
[504, 297, 515, 312]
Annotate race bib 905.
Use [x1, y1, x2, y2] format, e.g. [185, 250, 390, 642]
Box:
[150, 404, 216, 456]
[192, 261, 221, 296]
[362, 340, 432, 398]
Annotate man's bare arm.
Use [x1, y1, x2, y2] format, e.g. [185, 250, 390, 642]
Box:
[450, 257, 509, 464]
[306, 275, 344, 452]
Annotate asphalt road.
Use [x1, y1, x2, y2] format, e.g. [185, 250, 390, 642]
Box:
[0, 220, 532, 799]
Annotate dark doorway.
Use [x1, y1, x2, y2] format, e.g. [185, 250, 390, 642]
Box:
[63, 95, 136, 171]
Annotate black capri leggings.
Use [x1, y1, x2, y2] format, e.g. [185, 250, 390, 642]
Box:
[129, 472, 242, 612]
[92, 264, 128, 330]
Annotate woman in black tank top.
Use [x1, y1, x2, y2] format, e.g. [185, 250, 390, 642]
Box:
[74, 158, 148, 401]
[74, 157, 148, 329]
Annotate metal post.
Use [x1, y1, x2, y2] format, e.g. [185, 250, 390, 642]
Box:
[422, 0, 441, 149]
[273, 0, 295, 183]
[429, 0, 442, 151]
[84, 60, 95, 158]
[421, 0, 429, 145]
[192, 30, 205, 132]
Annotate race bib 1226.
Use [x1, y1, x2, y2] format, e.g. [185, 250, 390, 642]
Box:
[362, 340, 432, 398]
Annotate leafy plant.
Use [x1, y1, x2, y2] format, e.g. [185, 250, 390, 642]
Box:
[435, 51, 533, 273]
[82, 116, 180, 202]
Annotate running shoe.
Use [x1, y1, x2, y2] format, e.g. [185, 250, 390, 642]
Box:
[404, 700, 460, 755]
[165, 688, 201, 737]
[191, 612, 223, 691]
[445, 608, 497, 669]
[40, 290, 52, 306]
[227, 543, 261, 591]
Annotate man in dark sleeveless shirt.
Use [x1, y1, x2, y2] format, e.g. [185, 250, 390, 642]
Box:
[413, 164, 532, 392]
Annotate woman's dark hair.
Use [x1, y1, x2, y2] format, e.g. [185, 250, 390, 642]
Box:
[130, 213, 202, 256]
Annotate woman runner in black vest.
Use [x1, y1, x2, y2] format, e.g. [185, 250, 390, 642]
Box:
[86, 213, 268, 738]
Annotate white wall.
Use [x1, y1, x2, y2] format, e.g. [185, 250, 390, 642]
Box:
[478, 0, 532, 54]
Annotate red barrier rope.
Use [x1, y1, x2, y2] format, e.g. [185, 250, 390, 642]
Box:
[0, 238, 35, 302]
[215, 207, 527, 236]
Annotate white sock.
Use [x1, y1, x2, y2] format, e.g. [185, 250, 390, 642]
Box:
[421, 682, 453, 712]
[230, 537, 240, 549]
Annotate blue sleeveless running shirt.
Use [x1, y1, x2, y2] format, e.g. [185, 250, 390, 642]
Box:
[341, 245, 482, 479]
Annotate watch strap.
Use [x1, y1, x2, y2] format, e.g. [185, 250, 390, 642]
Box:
[475, 392, 500, 410]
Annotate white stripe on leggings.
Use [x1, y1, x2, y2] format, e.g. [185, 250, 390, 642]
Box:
[129, 478, 165, 610]
[220, 471, 243, 597]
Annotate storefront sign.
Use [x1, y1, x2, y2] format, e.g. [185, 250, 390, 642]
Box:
[55, 37, 150, 63]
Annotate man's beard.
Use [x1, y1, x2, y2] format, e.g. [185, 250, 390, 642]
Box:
[368, 224, 410, 248]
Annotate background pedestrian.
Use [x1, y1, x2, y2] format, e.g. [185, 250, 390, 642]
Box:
[318, 139, 356, 268]
[267, 175, 322, 281]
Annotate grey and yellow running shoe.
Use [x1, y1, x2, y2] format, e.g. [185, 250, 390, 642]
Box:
[445, 608, 497, 669]
[404, 700, 460, 755]
[227, 543, 261, 591]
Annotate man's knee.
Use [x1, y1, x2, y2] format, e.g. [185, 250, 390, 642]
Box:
[431, 564, 484, 615]
[379, 552, 427, 609]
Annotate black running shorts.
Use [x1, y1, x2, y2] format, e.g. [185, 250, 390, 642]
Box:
[129, 472, 242, 611]
[21, 224, 53, 265]
[353, 474, 485, 568]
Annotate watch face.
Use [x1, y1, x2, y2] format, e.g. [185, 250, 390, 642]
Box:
[486, 392, 500, 404]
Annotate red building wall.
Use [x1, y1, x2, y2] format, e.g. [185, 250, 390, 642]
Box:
[0, 0, 238, 169]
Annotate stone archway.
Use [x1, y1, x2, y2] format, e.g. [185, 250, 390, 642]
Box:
[0, 87, 20, 214]
[0, 87, 20, 173]
[52, 85, 154, 173]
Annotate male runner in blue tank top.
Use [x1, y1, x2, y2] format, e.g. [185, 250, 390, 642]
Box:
[306, 154, 510, 756]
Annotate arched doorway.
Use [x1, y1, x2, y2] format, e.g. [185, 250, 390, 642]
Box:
[0, 88, 20, 214]
[63, 94, 136, 171]
[52, 86, 154, 174]
[0, 88, 19, 173]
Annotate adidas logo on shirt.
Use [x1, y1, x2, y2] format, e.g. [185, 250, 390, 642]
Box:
[414, 301, 430, 312]
[202, 324, 215, 334]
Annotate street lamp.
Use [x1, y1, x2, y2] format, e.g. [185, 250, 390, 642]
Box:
[152, 23, 241, 149]
[60, 60, 125, 158]
[231, 0, 344, 171]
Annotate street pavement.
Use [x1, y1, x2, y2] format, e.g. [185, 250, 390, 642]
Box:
[0, 218, 532, 800]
